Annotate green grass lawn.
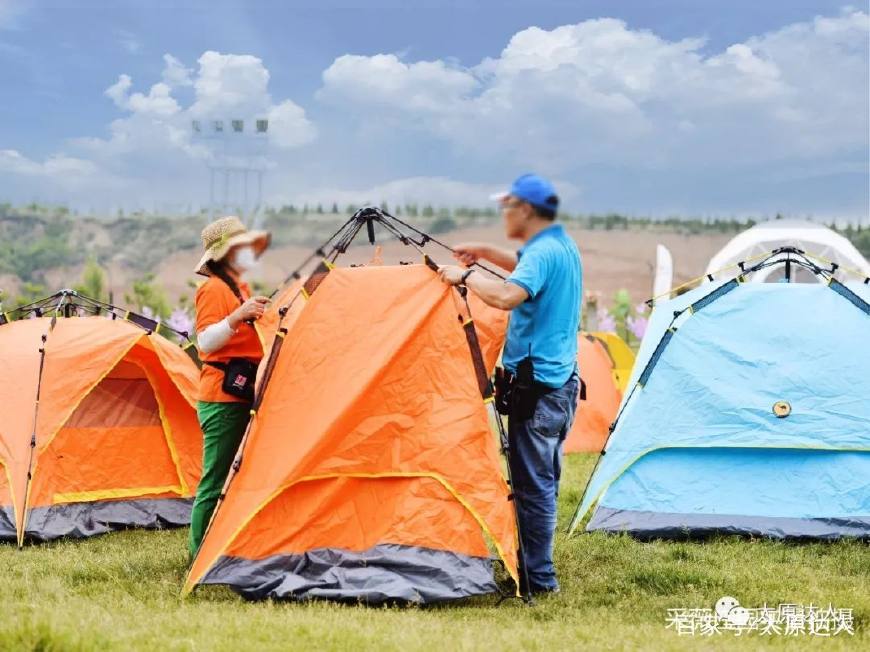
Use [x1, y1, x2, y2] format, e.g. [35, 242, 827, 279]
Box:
[2, 454, 867, 651]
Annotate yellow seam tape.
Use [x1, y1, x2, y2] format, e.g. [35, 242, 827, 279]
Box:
[142, 361, 189, 495]
[53, 485, 183, 504]
[0, 461, 21, 546]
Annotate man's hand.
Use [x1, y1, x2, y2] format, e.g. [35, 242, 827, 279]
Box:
[453, 243, 488, 266]
[438, 265, 528, 310]
[453, 242, 518, 273]
[438, 265, 467, 286]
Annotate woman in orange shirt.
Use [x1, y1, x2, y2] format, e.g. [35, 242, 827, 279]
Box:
[188, 216, 271, 558]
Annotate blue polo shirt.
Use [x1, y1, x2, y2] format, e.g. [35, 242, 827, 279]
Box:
[504, 224, 582, 388]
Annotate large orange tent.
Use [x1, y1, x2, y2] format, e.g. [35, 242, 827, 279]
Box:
[186, 210, 519, 603]
[0, 293, 202, 544]
[563, 334, 628, 453]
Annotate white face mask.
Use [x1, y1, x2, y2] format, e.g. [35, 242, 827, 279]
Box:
[231, 245, 259, 273]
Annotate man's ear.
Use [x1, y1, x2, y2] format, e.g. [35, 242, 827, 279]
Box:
[522, 204, 535, 222]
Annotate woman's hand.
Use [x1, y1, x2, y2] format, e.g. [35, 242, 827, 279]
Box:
[228, 296, 270, 328]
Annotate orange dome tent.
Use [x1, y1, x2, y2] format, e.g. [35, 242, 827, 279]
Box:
[564, 334, 626, 453]
[185, 209, 521, 603]
[0, 292, 202, 544]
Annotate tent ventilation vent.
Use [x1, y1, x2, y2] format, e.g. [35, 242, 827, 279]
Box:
[773, 401, 792, 418]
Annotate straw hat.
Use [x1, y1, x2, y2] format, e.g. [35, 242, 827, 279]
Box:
[194, 216, 271, 276]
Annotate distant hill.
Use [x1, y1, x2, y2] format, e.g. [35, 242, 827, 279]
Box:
[1, 205, 866, 312]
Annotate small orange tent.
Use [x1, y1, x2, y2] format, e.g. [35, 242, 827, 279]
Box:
[185, 264, 517, 603]
[564, 335, 624, 453]
[590, 331, 635, 392]
[0, 303, 201, 544]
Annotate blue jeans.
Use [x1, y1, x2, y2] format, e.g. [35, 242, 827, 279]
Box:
[508, 372, 579, 591]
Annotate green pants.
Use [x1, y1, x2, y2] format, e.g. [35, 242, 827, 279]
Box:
[188, 401, 251, 557]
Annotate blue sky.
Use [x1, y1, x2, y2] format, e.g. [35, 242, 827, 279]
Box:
[0, 0, 867, 220]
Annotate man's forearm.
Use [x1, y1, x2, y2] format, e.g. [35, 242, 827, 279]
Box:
[479, 245, 519, 272]
[465, 273, 527, 310]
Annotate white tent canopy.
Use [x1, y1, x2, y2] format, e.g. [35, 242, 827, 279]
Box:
[706, 219, 870, 283]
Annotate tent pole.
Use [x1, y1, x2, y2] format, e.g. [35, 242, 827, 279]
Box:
[491, 404, 534, 605]
[17, 292, 66, 546]
[454, 290, 533, 604]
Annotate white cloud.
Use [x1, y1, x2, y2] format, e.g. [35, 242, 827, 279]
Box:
[162, 54, 192, 87]
[185, 51, 316, 149]
[285, 175, 582, 211]
[319, 54, 477, 111]
[0, 149, 113, 198]
[1, 50, 317, 208]
[319, 9, 869, 174]
[0, 149, 97, 177]
[105, 74, 180, 116]
[267, 100, 317, 148]
[85, 52, 314, 195]
[105, 74, 132, 107]
[0, 9, 866, 219]
[287, 176, 500, 208]
[116, 28, 141, 54]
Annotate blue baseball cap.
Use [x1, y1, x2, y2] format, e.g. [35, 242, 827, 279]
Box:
[491, 173, 559, 213]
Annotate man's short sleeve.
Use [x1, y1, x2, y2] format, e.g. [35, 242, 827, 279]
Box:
[507, 245, 549, 300]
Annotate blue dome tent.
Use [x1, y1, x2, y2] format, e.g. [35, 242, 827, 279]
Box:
[569, 248, 870, 540]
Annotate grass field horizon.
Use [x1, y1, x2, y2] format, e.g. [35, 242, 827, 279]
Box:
[3, 454, 866, 651]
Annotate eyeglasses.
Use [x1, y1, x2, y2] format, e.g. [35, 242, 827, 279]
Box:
[500, 199, 525, 212]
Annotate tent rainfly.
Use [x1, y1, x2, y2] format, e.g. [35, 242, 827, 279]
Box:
[0, 291, 202, 544]
[570, 248, 870, 540]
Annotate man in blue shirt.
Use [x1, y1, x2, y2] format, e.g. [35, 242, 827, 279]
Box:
[439, 173, 582, 595]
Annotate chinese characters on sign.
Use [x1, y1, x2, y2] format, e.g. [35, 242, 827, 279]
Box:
[666, 597, 855, 637]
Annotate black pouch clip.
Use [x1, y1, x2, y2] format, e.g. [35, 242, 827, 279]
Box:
[511, 357, 540, 421]
[494, 367, 513, 416]
[494, 358, 541, 421]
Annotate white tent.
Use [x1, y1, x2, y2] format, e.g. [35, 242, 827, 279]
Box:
[706, 220, 870, 283]
[653, 244, 674, 297]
